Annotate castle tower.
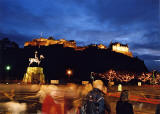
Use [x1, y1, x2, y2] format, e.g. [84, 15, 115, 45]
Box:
[109, 42, 133, 57]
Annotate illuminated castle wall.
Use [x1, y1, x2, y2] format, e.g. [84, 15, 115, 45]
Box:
[24, 38, 133, 57]
[98, 44, 107, 49]
[109, 42, 133, 57]
[24, 38, 76, 48]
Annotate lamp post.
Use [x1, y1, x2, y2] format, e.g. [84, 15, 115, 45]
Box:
[6, 65, 11, 71]
[90, 72, 94, 81]
[66, 69, 72, 82]
[5, 65, 11, 82]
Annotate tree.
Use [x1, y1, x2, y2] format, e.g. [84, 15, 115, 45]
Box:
[0, 38, 19, 49]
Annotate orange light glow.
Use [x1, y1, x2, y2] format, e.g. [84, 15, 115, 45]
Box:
[66, 69, 72, 76]
[112, 43, 133, 57]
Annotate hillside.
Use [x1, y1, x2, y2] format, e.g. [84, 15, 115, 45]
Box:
[0, 44, 148, 82]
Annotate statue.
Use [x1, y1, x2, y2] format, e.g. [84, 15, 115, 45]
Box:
[29, 51, 44, 66]
[23, 51, 45, 84]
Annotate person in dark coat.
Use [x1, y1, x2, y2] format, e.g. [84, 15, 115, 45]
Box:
[156, 104, 160, 114]
[80, 78, 111, 114]
[116, 90, 134, 114]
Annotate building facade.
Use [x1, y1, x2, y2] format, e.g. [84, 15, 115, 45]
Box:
[109, 42, 133, 57]
[24, 38, 76, 48]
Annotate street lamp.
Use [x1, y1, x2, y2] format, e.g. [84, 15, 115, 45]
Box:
[90, 72, 94, 81]
[66, 69, 72, 82]
[66, 69, 72, 77]
[5, 65, 11, 82]
[5, 65, 11, 71]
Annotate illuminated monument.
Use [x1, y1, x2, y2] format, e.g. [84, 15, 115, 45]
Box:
[22, 51, 45, 84]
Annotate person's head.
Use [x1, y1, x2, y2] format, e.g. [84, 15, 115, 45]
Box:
[93, 80, 104, 90]
[120, 90, 129, 102]
[90, 75, 107, 90]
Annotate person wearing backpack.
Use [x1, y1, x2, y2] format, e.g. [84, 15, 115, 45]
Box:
[116, 90, 134, 114]
[80, 78, 111, 114]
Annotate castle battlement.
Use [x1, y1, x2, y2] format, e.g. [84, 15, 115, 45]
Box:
[24, 38, 133, 57]
[109, 42, 133, 57]
[24, 37, 76, 48]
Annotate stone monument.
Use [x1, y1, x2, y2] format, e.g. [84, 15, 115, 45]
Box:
[23, 51, 45, 84]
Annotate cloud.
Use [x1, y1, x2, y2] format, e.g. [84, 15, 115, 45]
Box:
[0, 0, 159, 70]
[0, 0, 50, 33]
[0, 31, 32, 47]
[137, 54, 160, 71]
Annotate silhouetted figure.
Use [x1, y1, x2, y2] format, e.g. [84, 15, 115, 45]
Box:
[156, 104, 160, 114]
[116, 90, 134, 114]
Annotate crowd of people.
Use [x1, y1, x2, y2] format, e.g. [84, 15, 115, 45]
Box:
[1, 74, 160, 113]
[38, 78, 136, 114]
[1, 81, 160, 114]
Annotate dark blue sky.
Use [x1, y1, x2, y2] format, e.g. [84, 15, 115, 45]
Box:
[0, 0, 159, 71]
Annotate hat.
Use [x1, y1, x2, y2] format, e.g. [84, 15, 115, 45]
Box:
[90, 75, 108, 87]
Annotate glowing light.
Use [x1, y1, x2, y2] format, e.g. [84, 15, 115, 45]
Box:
[98, 44, 106, 49]
[67, 70, 72, 75]
[50, 80, 59, 84]
[5, 65, 11, 71]
[24, 38, 76, 48]
[138, 82, 141, 86]
[118, 84, 122, 92]
[96, 69, 160, 84]
[82, 81, 89, 85]
[112, 43, 132, 57]
[66, 69, 73, 78]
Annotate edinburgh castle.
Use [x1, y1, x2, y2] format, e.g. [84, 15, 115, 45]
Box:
[24, 37, 133, 57]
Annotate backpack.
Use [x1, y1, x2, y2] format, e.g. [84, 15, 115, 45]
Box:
[80, 88, 105, 114]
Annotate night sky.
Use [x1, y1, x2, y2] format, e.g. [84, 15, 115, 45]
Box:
[0, 0, 159, 71]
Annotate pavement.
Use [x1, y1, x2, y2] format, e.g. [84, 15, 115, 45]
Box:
[107, 85, 160, 114]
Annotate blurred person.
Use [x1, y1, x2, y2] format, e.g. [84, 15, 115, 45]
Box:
[41, 85, 64, 114]
[80, 77, 111, 114]
[116, 90, 134, 114]
[65, 98, 80, 114]
[64, 83, 86, 114]
[65, 83, 79, 98]
[81, 83, 93, 97]
[24, 85, 64, 114]
[24, 85, 62, 103]
[0, 89, 27, 114]
[42, 94, 62, 114]
[3, 101, 27, 114]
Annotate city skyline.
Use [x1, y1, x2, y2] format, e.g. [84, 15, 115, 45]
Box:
[0, 0, 159, 70]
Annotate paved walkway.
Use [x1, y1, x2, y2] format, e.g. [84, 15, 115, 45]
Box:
[107, 85, 160, 114]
